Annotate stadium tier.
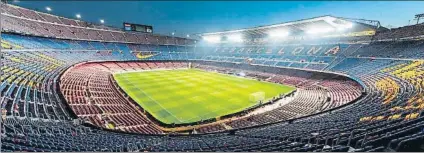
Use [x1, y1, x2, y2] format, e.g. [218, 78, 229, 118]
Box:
[1, 2, 424, 152]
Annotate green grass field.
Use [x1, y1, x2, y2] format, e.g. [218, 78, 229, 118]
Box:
[113, 69, 295, 124]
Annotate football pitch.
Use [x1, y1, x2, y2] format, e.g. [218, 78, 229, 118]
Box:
[113, 69, 295, 124]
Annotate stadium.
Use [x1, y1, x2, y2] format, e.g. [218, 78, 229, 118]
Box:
[1, 1, 424, 152]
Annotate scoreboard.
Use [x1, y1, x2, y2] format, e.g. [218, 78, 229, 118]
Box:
[123, 22, 153, 33]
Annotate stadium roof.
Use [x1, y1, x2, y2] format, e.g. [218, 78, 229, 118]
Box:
[199, 15, 381, 38]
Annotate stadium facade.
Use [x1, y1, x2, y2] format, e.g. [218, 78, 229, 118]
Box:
[1, 2, 424, 152]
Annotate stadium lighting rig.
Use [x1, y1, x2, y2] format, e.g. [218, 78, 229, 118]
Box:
[76, 14, 81, 19]
[100, 19, 105, 24]
[415, 13, 424, 24]
[202, 35, 221, 43]
[323, 17, 354, 32]
[268, 29, 290, 38]
[307, 27, 335, 35]
[45, 7, 52, 12]
[227, 34, 243, 42]
[335, 22, 353, 31]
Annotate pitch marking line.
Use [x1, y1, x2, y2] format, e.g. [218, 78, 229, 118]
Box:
[121, 75, 183, 124]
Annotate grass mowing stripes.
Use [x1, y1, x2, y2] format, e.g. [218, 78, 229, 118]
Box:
[113, 69, 295, 124]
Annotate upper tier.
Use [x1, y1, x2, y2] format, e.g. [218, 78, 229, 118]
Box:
[0, 3, 195, 45]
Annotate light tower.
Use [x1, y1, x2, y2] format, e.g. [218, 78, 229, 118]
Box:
[415, 13, 424, 24]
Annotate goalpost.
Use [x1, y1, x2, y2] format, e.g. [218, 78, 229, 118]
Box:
[249, 92, 265, 103]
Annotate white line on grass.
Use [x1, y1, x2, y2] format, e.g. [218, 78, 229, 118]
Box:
[120, 75, 183, 124]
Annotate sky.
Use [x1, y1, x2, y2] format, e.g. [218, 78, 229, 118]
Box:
[11, 1, 424, 37]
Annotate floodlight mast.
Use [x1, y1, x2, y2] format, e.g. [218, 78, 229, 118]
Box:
[415, 13, 424, 24]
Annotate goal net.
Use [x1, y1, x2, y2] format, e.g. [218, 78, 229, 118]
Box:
[249, 92, 265, 103]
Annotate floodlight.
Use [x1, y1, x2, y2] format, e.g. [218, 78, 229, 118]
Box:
[344, 22, 353, 29]
[186, 34, 190, 38]
[100, 19, 105, 24]
[268, 30, 289, 38]
[203, 35, 221, 43]
[336, 22, 353, 31]
[76, 14, 81, 19]
[307, 27, 334, 34]
[172, 32, 175, 36]
[45, 7, 52, 12]
[227, 34, 243, 42]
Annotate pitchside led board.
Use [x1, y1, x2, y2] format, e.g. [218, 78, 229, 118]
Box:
[123, 22, 153, 33]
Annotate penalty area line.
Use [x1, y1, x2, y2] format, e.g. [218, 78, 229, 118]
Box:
[120, 75, 183, 124]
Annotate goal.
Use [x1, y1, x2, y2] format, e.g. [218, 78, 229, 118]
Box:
[249, 92, 265, 103]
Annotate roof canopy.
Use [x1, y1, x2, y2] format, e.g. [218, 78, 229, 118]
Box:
[199, 16, 380, 39]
